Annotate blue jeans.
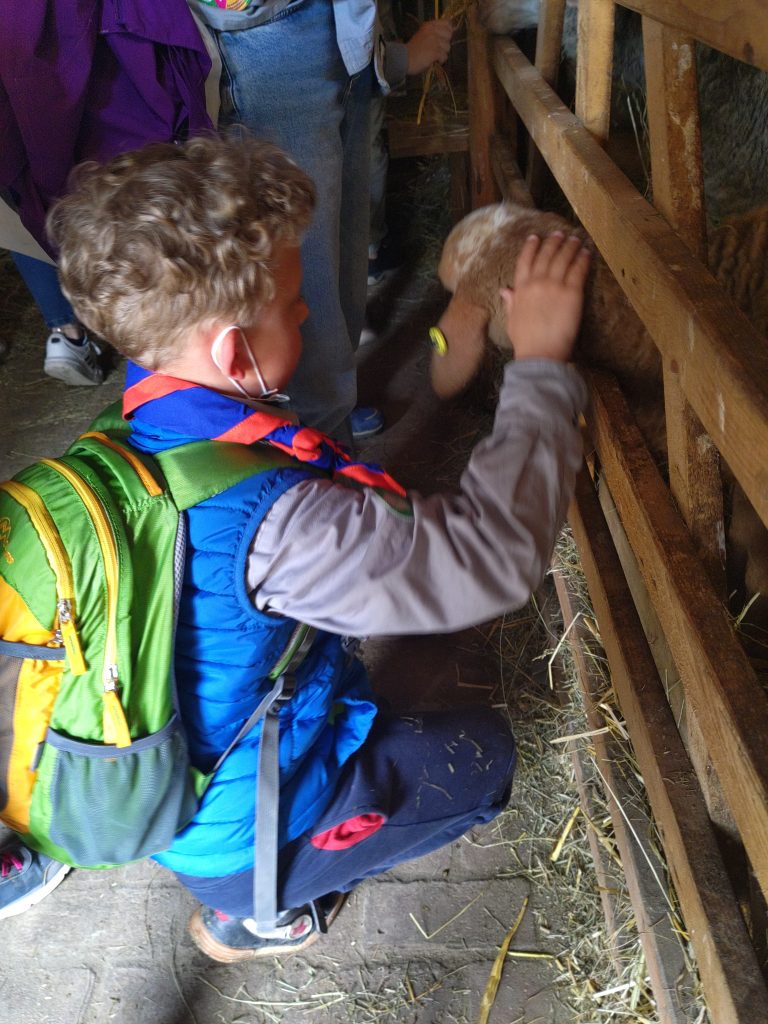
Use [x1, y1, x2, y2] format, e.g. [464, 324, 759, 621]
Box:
[216, 0, 374, 439]
[368, 89, 388, 258]
[10, 252, 74, 329]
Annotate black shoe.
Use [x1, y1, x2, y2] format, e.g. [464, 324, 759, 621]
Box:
[188, 891, 347, 963]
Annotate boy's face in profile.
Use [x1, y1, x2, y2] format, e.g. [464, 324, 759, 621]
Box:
[240, 245, 308, 392]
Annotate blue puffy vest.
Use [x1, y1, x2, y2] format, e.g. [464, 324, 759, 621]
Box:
[129, 422, 379, 878]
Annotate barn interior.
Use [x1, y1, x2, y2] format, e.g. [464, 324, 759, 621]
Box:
[2, 2, 768, 1022]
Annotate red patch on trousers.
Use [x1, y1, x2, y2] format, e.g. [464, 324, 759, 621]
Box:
[310, 813, 386, 850]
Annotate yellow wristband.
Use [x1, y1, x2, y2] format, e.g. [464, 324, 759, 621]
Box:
[429, 326, 448, 356]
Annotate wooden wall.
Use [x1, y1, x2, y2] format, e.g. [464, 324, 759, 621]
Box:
[467, 2, 768, 1020]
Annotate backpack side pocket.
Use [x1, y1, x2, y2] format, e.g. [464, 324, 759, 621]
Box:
[31, 715, 199, 866]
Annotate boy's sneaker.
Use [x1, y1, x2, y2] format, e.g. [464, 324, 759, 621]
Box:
[350, 405, 385, 440]
[0, 845, 71, 919]
[44, 330, 105, 386]
[189, 891, 347, 963]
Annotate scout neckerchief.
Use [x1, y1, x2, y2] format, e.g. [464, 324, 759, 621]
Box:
[122, 363, 406, 497]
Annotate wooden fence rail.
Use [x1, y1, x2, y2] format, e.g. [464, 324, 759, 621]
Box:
[466, 3, 768, 1020]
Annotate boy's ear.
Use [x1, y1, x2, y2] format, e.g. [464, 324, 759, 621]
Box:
[206, 324, 246, 381]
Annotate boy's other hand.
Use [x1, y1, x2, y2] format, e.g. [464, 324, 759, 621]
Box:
[501, 233, 591, 362]
[406, 18, 454, 76]
[430, 293, 489, 398]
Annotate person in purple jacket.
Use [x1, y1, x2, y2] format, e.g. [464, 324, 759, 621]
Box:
[0, 0, 212, 387]
[2, 132, 589, 961]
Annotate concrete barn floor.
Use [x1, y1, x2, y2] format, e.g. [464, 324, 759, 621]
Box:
[0, 179, 610, 1024]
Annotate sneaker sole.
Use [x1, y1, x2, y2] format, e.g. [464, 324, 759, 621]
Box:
[188, 909, 321, 963]
[0, 862, 71, 920]
[367, 268, 400, 289]
[351, 425, 385, 440]
[43, 359, 104, 386]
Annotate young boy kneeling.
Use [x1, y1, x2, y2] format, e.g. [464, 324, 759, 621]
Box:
[46, 133, 589, 961]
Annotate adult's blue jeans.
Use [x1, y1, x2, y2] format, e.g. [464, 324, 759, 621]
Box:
[368, 89, 388, 258]
[215, 0, 374, 440]
[10, 252, 74, 329]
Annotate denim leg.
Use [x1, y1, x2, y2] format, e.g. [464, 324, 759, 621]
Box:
[10, 252, 75, 329]
[215, 0, 374, 439]
[338, 61, 374, 357]
[368, 90, 388, 259]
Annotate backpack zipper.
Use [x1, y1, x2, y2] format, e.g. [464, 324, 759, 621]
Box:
[0, 480, 87, 674]
[40, 458, 132, 748]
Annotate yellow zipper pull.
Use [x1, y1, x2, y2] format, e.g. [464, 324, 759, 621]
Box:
[57, 598, 87, 675]
[102, 668, 132, 748]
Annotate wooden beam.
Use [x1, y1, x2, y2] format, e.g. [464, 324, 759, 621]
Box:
[491, 35, 768, 530]
[661, 366, 725, 589]
[386, 116, 468, 160]
[585, 368, 768, 901]
[527, 0, 567, 202]
[534, 0, 567, 85]
[568, 465, 768, 1022]
[448, 152, 470, 223]
[642, 21, 706, 255]
[536, 583, 632, 964]
[490, 134, 536, 207]
[553, 568, 700, 1022]
[642, 17, 726, 592]
[467, 7, 502, 208]
[596, 475, 737, 840]
[575, 0, 616, 143]
[618, 0, 768, 71]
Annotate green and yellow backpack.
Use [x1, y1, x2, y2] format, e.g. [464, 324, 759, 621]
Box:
[0, 403, 305, 871]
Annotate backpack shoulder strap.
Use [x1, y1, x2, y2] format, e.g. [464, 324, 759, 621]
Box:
[153, 440, 298, 511]
[85, 401, 308, 512]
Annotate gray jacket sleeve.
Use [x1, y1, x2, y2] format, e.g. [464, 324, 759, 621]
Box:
[245, 360, 588, 635]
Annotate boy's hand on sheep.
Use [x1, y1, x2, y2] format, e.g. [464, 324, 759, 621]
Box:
[406, 18, 454, 75]
[501, 232, 591, 362]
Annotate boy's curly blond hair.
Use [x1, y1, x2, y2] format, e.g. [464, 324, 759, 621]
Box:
[47, 133, 316, 368]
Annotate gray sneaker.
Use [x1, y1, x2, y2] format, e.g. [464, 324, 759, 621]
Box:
[0, 844, 71, 919]
[44, 330, 105, 385]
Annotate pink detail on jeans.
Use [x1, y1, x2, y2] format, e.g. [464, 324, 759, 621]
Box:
[310, 813, 386, 851]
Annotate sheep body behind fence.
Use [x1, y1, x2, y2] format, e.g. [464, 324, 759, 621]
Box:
[438, 202, 768, 627]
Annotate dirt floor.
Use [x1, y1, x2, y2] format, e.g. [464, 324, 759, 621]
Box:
[0, 158, 639, 1024]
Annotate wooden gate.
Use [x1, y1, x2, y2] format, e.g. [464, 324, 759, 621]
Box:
[467, 2, 768, 1020]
